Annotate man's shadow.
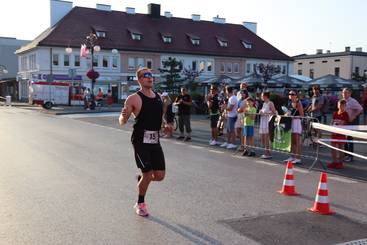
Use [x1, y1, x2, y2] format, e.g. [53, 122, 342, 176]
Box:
[148, 216, 225, 245]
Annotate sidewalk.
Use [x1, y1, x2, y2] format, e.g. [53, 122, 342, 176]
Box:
[0, 101, 122, 115]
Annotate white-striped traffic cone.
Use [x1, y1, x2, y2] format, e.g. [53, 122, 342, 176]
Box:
[308, 172, 334, 215]
[278, 161, 299, 196]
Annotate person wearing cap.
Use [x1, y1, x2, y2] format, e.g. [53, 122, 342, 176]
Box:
[119, 67, 166, 217]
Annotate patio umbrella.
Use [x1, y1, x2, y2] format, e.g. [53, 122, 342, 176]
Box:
[309, 74, 352, 88]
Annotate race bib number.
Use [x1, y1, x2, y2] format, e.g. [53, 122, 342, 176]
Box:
[143, 130, 159, 144]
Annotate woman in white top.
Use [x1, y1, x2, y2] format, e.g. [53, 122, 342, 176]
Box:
[259, 92, 277, 159]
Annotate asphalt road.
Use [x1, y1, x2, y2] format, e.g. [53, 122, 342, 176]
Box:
[1, 107, 367, 245]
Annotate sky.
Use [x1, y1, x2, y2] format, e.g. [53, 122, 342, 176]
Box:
[1, 0, 366, 56]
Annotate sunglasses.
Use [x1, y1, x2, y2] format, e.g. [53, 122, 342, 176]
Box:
[289, 93, 296, 96]
[141, 72, 153, 78]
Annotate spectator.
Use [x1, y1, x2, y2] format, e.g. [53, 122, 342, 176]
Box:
[107, 89, 113, 107]
[83, 88, 91, 110]
[259, 92, 277, 159]
[237, 82, 249, 101]
[162, 92, 175, 138]
[220, 86, 238, 149]
[235, 89, 249, 150]
[342, 88, 363, 162]
[207, 85, 220, 145]
[307, 85, 325, 123]
[241, 97, 257, 156]
[174, 87, 192, 141]
[327, 99, 349, 169]
[284, 90, 304, 164]
[96, 88, 104, 106]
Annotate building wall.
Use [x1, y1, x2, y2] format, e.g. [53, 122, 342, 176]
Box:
[351, 56, 367, 77]
[0, 37, 29, 79]
[214, 57, 245, 78]
[121, 51, 161, 77]
[293, 55, 367, 79]
[244, 59, 291, 77]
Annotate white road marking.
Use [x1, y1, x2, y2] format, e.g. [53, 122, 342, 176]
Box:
[232, 155, 244, 159]
[189, 145, 204, 149]
[174, 142, 185, 145]
[59, 112, 120, 118]
[255, 160, 277, 166]
[328, 176, 358, 184]
[209, 150, 224, 154]
[293, 168, 309, 174]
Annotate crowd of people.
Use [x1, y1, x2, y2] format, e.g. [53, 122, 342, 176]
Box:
[82, 87, 113, 110]
[161, 83, 365, 170]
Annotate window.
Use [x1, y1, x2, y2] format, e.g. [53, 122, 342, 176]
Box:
[137, 58, 144, 68]
[192, 61, 197, 70]
[246, 63, 251, 73]
[29, 54, 36, 70]
[199, 61, 205, 72]
[131, 33, 142, 40]
[282, 65, 286, 74]
[298, 69, 302, 75]
[334, 59, 340, 62]
[74, 55, 80, 67]
[335, 67, 340, 77]
[322, 60, 328, 63]
[234, 63, 239, 73]
[227, 63, 232, 73]
[220, 63, 225, 73]
[21, 56, 27, 70]
[298, 62, 303, 65]
[191, 38, 200, 46]
[128, 57, 135, 70]
[355, 67, 360, 75]
[146, 59, 153, 69]
[92, 55, 98, 67]
[112, 57, 118, 68]
[64, 55, 70, 66]
[242, 41, 252, 49]
[309, 69, 314, 79]
[309, 61, 315, 64]
[162, 35, 172, 43]
[218, 39, 228, 47]
[207, 62, 212, 72]
[96, 31, 106, 38]
[53, 54, 59, 66]
[103, 56, 109, 68]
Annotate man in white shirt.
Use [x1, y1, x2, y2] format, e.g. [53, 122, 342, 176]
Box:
[221, 86, 238, 149]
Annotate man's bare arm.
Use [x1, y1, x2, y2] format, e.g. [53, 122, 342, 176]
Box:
[119, 95, 135, 126]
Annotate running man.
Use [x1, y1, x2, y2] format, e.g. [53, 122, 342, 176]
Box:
[119, 67, 166, 217]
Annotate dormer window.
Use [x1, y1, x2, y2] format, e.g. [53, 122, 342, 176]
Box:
[191, 38, 200, 45]
[96, 31, 106, 38]
[187, 34, 200, 46]
[217, 36, 228, 47]
[131, 33, 142, 40]
[128, 29, 142, 41]
[242, 41, 252, 49]
[161, 33, 172, 44]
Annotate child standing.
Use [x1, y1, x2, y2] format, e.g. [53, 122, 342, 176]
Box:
[242, 97, 257, 156]
[327, 99, 349, 169]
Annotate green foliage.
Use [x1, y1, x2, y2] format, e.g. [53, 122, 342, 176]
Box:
[159, 57, 183, 92]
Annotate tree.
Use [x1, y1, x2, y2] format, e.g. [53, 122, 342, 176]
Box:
[254, 63, 281, 89]
[182, 67, 203, 92]
[352, 72, 367, 82]
[159, 57, 183, 92]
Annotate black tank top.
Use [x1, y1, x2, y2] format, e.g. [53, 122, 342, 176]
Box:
[131, 91, 163, 144]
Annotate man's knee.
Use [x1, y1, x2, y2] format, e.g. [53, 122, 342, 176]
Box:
[153, 171, 165, 181]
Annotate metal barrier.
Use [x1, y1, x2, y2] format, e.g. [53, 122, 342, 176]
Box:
[232, 112, 320, 167]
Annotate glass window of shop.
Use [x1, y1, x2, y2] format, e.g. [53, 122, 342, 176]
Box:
[93, 55, 99, 67]
[207, 61, 212, 72]
[64, 55, 70, 66]
[74, 55, 80, 66]
[137, 58, 144, 68]
[53, 54, 59, 66]
[112, 57, 118, 68]
[103, 56, 109, 68]
[128, 57, 135, 70]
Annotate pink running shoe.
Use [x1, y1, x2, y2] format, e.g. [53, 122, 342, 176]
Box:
[134, 203, 149, 217]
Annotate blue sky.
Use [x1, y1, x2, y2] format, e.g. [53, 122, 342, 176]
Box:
[1, 0, 366, 56]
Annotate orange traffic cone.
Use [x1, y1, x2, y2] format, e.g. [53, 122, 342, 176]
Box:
[308, 172, 334, 215]
[278, 161, 299, 196]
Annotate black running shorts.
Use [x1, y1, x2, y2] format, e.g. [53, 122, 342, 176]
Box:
[210, 114, 220, 128]
[133, 144, 166, 173]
